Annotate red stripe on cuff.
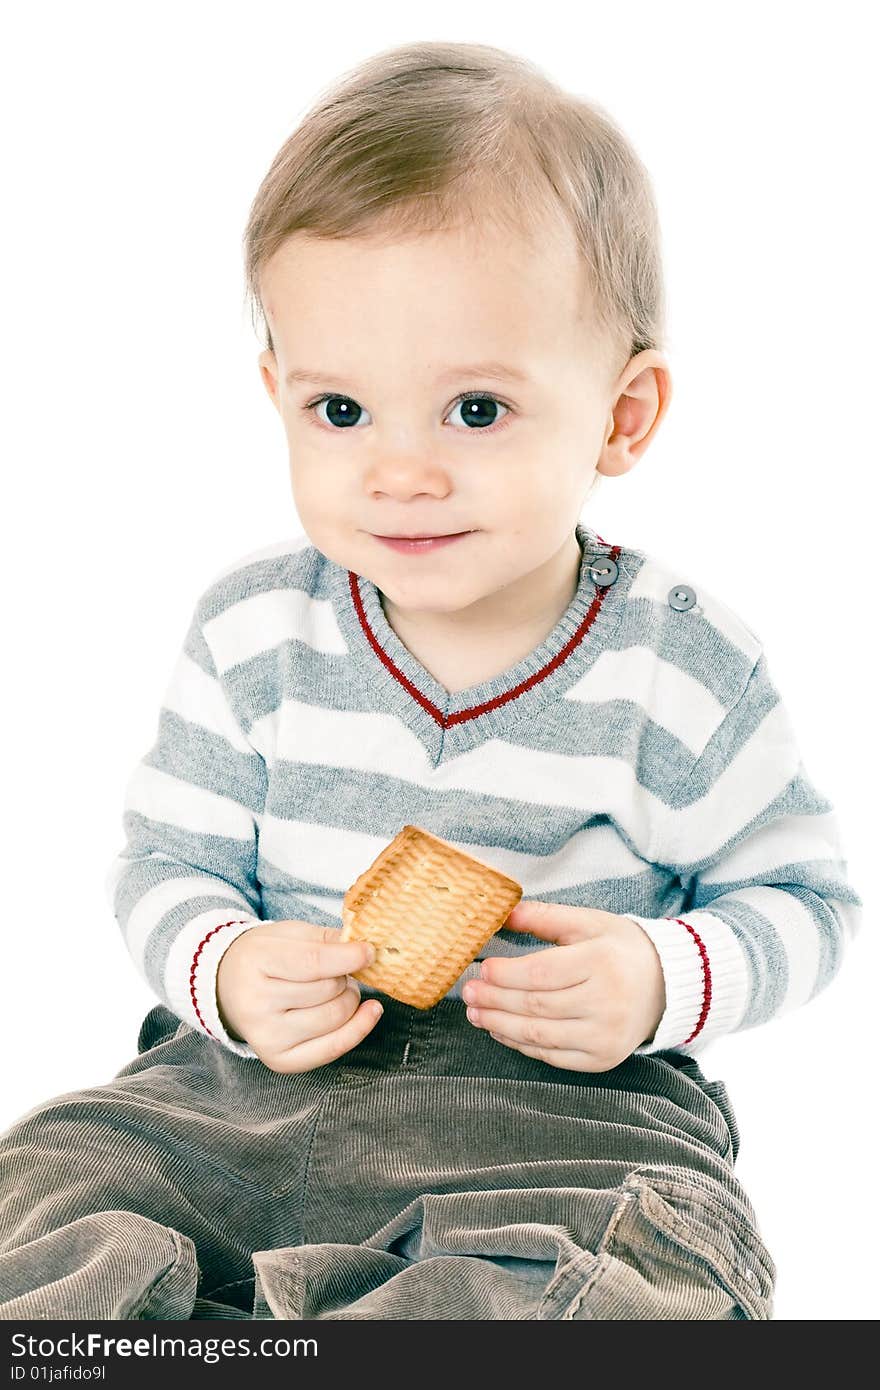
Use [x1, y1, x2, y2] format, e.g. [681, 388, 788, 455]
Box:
[189, 919, 252, 1038]
[666, 916, 713, 1044]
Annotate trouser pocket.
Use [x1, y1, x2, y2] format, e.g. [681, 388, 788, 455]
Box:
[0, 1210, 198, 1320]
[252, 1185, 622, 1320]
[252, 1173, 775, 1321]
[565, 1171, 776, 1320]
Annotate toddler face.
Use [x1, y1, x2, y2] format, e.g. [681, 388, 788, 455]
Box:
[258, 215, 664, 629]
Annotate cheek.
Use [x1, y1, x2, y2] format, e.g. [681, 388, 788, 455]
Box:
[502, 471, 570, 517]
[285, 440, 328, 485]
[284, 467, 335, 531]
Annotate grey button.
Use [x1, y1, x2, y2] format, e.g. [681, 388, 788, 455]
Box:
[590, 557, 619, 587]
[668, 583, 696, 610]
[744, 1268, 759, 1285]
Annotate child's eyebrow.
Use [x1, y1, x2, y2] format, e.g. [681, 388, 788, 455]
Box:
[284, 361, 531, 389]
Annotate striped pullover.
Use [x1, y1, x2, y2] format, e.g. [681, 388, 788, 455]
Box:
[105, 521, 863, 1061]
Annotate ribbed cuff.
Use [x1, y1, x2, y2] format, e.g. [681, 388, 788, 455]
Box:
[188, 917, 260, 1058]
[625, 912, 749, 1053]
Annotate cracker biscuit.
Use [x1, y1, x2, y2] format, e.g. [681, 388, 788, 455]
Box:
[339, 824, 523, 1009]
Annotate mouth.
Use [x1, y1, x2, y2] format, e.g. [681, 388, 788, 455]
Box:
[370, 530, 476, 552]
[374, 531, 473, 540]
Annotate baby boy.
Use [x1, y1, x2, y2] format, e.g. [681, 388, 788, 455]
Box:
[0, 39, 862, 1321]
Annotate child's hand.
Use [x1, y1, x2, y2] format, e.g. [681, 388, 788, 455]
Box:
[216, 920, 382, 1073]
[461, 901, 666, 1073]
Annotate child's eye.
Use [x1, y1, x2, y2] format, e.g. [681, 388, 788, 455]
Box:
[307, 395, 369, 429]
[303, 392, 511, 433]
[447, 393, 511, 432]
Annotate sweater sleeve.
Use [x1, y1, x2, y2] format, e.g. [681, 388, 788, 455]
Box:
[627, 650, 863, 1055]
[104, 601, 270, 1058]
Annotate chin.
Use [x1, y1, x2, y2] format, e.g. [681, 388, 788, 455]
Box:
[380, 573, 475, 607]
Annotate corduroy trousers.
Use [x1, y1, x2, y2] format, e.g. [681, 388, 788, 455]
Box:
[0, 998, 775, 1320]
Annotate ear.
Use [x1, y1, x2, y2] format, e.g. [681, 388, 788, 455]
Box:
[258, 348, 281, 412]
[597, 349, 673, 478]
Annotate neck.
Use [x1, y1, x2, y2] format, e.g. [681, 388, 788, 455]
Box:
[380, 528, 584, 652]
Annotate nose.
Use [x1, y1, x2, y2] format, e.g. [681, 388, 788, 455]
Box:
[363, 435, 453, 500]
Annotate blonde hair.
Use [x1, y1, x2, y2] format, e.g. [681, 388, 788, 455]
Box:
[242, 40, 666, 380]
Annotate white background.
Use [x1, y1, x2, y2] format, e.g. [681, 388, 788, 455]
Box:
[2, 0, 877, 1321]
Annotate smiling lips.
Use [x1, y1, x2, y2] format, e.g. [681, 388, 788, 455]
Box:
[372, 531, 473, 552]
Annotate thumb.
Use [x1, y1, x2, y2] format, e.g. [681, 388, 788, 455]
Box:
[502, 899, 607, 945]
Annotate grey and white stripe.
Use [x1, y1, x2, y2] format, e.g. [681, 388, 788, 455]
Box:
[106, 523, 862, 1060]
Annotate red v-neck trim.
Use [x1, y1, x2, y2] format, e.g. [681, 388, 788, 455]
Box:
[347, 542, 623, 731]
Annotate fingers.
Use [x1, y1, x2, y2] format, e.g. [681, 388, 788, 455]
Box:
[266, 920, 371, 950]
[466, 1004, 583, 1053]
[266, 984, 362, 1049]
[264, 994, 384, 1074]
[262, 936, 375, 983]
[463, 979, 590, 1019]
[465, 1001, 627, 1073]
[479, 941, 590, 991]
[481, 1031, 612, 1073]
[264, 974, 351, 1011]
[502, 901, 614, 944]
